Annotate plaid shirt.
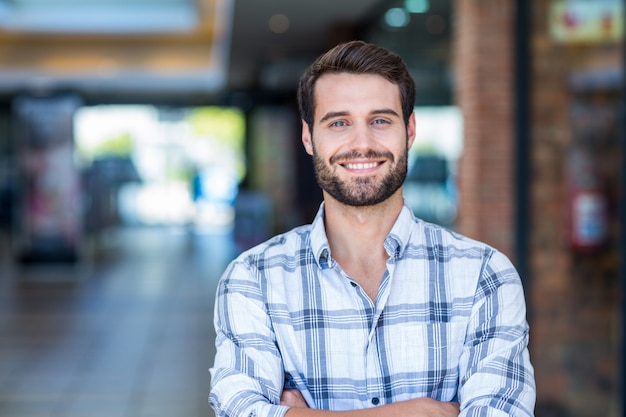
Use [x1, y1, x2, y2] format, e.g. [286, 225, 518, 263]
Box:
[210, 203, 535, 417]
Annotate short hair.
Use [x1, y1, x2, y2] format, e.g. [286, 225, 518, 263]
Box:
[297, 40, 416, 132]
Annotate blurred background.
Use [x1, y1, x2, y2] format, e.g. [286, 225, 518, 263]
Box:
[0, 0, 623, 416]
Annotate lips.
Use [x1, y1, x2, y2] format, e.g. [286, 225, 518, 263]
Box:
[331, 150, 393, 170]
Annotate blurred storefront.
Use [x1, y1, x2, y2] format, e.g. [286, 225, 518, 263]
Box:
[454, 1, 624, 416]
[530, 1, 623, 415]
[11, 94, 83, 263]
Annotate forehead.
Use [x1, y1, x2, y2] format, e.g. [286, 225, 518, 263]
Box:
[313, 73, 401, 116]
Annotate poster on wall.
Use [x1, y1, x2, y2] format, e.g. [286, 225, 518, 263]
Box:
[12, 94, 83, 263]
[566, 95, 620, 253]
[550, 0, 624, 43]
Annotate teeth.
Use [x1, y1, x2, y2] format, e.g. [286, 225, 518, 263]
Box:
[345, 162, 378, 170]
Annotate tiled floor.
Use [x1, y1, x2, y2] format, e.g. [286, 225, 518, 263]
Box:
[0, 227, 237, 417]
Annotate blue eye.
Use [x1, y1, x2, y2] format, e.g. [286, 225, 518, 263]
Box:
[330, 120, 347, 127]
[373, 118, 390, 125]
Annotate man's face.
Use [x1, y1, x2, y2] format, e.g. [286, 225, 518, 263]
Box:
[301, 73, 416, 207]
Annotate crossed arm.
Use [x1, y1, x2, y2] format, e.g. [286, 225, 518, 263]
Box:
[281, 389, 460, 417]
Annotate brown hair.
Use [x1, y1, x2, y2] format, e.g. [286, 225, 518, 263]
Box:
[297, 40, 416, 133]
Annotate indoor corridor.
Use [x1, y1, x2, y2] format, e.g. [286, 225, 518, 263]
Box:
[0, 226, 234, 417]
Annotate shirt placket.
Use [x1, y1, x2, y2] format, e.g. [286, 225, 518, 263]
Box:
[364, 260, 395, 407]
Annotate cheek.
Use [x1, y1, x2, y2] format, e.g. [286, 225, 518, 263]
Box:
[310, 139, 333, 160]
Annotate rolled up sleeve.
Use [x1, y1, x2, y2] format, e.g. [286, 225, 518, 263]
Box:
[458, 250, 536, 417]
[209, 260, 289, 417]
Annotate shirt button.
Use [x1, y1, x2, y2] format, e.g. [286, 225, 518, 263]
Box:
[350, 282, 357, 287]
[371, 397, 380, 405]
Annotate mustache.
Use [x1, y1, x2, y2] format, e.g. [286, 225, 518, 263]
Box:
[329, 150, 394, 164]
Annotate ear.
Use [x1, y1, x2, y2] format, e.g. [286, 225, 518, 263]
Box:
[301, 120, 314, 156]
[406, 112, 416, 149]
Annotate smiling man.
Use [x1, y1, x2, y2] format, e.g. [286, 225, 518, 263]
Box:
[209, 41, 536, 417]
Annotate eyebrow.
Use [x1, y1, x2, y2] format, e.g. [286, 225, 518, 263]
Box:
[319, 111, 349, 124]
[318, 108, 401, 124]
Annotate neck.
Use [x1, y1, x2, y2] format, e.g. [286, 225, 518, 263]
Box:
[322, 191, 405, 302]
[323, 191, 404, 259]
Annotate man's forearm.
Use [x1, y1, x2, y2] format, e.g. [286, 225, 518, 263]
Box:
[282, 392, 459, 417]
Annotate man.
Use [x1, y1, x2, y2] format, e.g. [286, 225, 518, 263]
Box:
[209, 40, 536, 417]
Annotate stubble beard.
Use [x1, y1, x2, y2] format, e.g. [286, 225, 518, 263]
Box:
[311, 144, 409, 207]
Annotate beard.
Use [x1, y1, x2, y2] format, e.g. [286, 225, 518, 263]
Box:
[311, 144, 409, 207]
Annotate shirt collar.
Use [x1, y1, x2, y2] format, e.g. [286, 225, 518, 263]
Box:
[309, 201, 417, 267]
[385, 203, 416, 259]
[310, 202, 331, 268]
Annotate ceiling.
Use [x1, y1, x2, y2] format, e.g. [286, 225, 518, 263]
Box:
[226, 0, 389, 92]
[0, 0, 452, 104]
[225, 0, 453, 104]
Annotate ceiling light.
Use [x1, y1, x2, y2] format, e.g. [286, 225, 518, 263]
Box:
[0, 1, 199, 33]
[384, 8, 409, 28]
[268, 14, 289, 34]
[405, 0, 429, 13]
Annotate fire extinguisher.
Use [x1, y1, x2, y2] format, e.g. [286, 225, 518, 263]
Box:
[566, 144, 609, 253]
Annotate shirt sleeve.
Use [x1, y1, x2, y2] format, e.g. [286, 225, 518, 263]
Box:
[209, 259, 290, 417]
[458, 249, 536, 417]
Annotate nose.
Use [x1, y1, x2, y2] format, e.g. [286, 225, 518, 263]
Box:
[348, 122, 376, 151]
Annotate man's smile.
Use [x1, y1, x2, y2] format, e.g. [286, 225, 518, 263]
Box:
[342, 161, 382, 170]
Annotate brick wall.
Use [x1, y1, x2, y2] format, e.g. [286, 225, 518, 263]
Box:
[453, 0, 516, 259]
